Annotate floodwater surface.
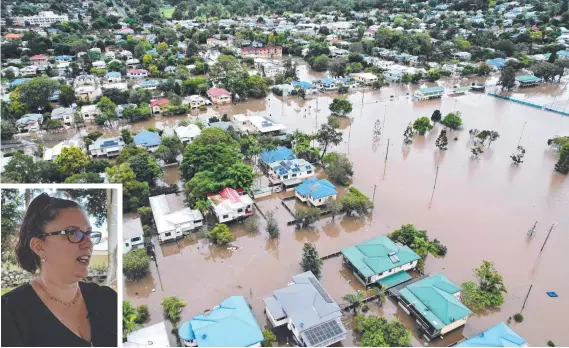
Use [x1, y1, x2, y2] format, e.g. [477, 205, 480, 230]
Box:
[125, 69, 569, 347]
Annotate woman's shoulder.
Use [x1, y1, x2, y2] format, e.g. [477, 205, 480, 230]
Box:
[1, 283, 34, 305]
[79, 281, 117, 300]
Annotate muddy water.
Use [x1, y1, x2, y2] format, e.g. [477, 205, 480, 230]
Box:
[126, 74, 569, 347]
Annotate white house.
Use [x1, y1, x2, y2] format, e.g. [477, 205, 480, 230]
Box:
[267, 158, 315, 186]
[50, 106, 75, 126]
[352, 72, 378, 85]
[43, 140, 83, 161]
[263, 271, 347, 347]
[182, 95, 211, 109]
[149, 193, 204, 244]
[123, 217, 145, 254]
[175, 124, 202, 144]
[295, 178, 337, 207]
[106, 71, 121, 83]
[75, 85, 102, 101]
[81, 105, 102, 123]
[341, 236, 421, 287]
[88, 136, 125, 157]
[453, 51, 472, 60]
[414, 86, 445, 100]
[15, 114, 43, 132]
[74, 74, 98, 86]
[126, 58, 140, 68]
[120, 50, 133, 59]
[127, 69, 149, 79]
[208, 187, 254, 223]
[92, 60, 106, 68]
[246, 115, 286, 135]
[20, 65, 39, 76]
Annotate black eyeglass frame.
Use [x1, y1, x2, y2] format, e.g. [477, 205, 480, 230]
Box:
[42, 229, 102, 244]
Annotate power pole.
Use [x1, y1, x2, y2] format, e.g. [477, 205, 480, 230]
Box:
[540, 223, 556, 252]
[372, 184, 377, 203]
[528, 221, 537, 237]
[518, 121, 527, 147]
[521, 284, 533, 311]
[429, 165, 440, 208]
[384, 138, 390, 162]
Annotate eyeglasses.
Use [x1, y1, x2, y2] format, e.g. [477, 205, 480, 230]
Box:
[42, 229, 102, 244]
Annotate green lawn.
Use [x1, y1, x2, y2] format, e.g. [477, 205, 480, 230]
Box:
[160, 7, 175, 18]
[1, 288, 13, 296]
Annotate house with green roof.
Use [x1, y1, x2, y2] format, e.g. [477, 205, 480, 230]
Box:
[341, 236, 420, 288]
[414, 86, 445, 100]
[516, 75, 541, 87]
[392, 273, 473, 339]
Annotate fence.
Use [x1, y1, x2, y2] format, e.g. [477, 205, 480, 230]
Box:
[487, 93, 543, 108]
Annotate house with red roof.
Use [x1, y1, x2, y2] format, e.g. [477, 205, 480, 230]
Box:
[149, 99, 169, 114]
[4, 33, 23, 40]
[207, 88, 232, 105]
[207, 188, 254, 223]
[30, 55, 49, 66]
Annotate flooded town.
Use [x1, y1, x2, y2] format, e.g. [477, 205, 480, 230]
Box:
[2, 0, 569, 347]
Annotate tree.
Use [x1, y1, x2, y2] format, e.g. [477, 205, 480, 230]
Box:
[156, 42, 168, 54]
[107, 60, 123, 72]
[106, 163, 150, 211]
[266, 211, 280, 238]
[329, 98, 352, 116]
[403, 123, 414, 145]
[441, 112, 463, 130]
[208, 55, 247, 96]
[59, 84, 76, 107]
[161, 296, 186, 325]
[129, 88, 153, 104]
[369, 286, 387, 307]
[461, 260, 507, 311]
[54, 146, 89, 174]
[127, 153, 162, 185]
[354, 315, 412, 347]
[412, 117, 433, 135]
[311, 54, 329, 71]
[122, 248, 150, 281]
[471, 142, 484, 159]
[261, 329, 277, 347]
[555, 147, 569, 174]
[389, 224, 447, 269]
[295, 207, 321, 229]
[343, 290, 366, 314]
[207, 223, 233, 245]
[123, 302, 139, 336]
[315, 123, 343, 161]
[341, 187, 373, 216]
[323, 152, 353, 185]
[17, 77, 60, 111]
[194, 199, 211, 225]
[1, 121, 18, 141]
[245, 74, 268, 98]
[1, 189, 23, 261]
[103, 88, 130, 105]
[2, 153, 43, 183]
[499, 66, 516, 90]
[244, 215, 260, 234]
[65, 172, 104, 183]
[300, 243, 322, 279]
[329, 58, 347, 77]
[426, 69, 441, 82]
[154, 136, 184, 164]
[435, 129, 448, 151]
[121, 129, 133, 145]
[431, 109, 442, 123]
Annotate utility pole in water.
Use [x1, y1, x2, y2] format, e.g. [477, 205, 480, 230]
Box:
[521, 284, 533, 311]
[372, 184, 377, 203]
[518, 121, 527, 147]
[429, 165, 440, 207]
[540, 223, 556, 252]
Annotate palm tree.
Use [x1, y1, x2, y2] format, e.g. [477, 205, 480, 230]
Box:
[343, 290, 366, 314]
[123, 314, 139, 336]
[369, 286, 387, 307]
[195, 199, 211, 225]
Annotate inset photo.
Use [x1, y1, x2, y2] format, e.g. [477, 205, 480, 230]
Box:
[1, 184, 121, 347]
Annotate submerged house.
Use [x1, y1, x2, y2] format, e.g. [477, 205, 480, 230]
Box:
[88, 136, 125, 157]
[516, 75, 541, 87]
[263, 271, 347, 347]
[295, 178, 337, 207]
[259, 146, 295, 167]
[133, 130, 162, 152]
[208, 187, 254, 223]
[390, 273, 473, 339]
[267, 158, 315, 188]
[455, 322, 529, 347]
[123, 217, 144, 254]
[414, 86, 445, 100]
[178, 296, 263, 347]
[125, 321, 170, 347]
[341, 236, 420, 287]
[149, 193, 204, 244]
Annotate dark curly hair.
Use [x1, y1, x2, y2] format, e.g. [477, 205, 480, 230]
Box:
[16, 193, 81, 273]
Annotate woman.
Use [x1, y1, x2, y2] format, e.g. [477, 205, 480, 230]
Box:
[1, 193, 117, 347]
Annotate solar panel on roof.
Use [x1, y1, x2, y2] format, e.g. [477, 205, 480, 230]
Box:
[308, 276, 333, 303]
[261, 120, 273, 127]
[303, 320, 344, 346]
[388, 252, 400, 263]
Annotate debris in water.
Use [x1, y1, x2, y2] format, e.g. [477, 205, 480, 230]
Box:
[152, 288, 155, 292]
[546, 292, 558, 297]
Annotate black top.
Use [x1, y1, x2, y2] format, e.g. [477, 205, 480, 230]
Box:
[1, 282, 117, 347]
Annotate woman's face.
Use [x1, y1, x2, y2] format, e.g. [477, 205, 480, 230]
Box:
[39, 207, 93, 282]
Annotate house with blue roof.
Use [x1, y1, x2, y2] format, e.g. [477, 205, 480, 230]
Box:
[106, 71, 121, 83]
[55, 55, 74, 62]
[391, 273, 473, 339]
[178, 296, 263, 347]
[290, 81, 315, 94]
[133, 130, 162, 152]
[313, 78, 339, 90]
[342, 236, 420, 287]
[295, 178, 337, 207]
[88, 136, 125, 157]
[414, 86, 445, 100]
[260, 146, 295, 166]
[486, 58, 506, 70]
[15, 114, 43, 132]
[267, 158, 315, 188]
[456, 322, 528, 347]
[137, 80, 160, 90]
[10, 78, 32, 88]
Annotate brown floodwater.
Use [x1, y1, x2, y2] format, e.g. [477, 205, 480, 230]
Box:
[121, 69, 569, 347]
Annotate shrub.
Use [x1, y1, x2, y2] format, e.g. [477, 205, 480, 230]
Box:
[547, 340, 556, 347]
[295, 207, 320, 229]
[207, 223, 233, 245]
[441, 112, 463, 130]
[244, 215, 260, 234]
[161, 296, 186, 325]
[266, 211, 279, 238]
[198, 105, 207, 111]
[135, 305, 149, 324]
[261, 329, 277, 347]
[513, 313, 524, 322]
[412, 117, 433, 135]
[123, 249, 150, 281]
[341, 187, 373, 216]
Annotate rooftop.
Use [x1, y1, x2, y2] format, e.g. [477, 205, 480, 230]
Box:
[341, 236, 421, 278]
[133, 130, 162, 147]
[296, 178, 337, 199]
[260, 146, 295, 164]
[456, 322, 528, 347]
[207, 88, 231, 97]
[124, 321, 170, 347]
[269, 158, 314, 177]
[516, 75, 540, 83]
[418, 86, 445, 93]
[123, 217, 144, 240]
[208, 187, 253, 215]
[148, 193, 203, 234]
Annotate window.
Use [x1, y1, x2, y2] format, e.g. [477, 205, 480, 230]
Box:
[131, 236, 142, 242]
[307, 170, 312, 174]
[292, 174, 297, 177]
[237, 209, 243, 213]
[223, 215, 229, 219]
[283, 175, 289, 179]
[165, 232, 172, 237]
[195, 219, 202, 224]
[125, 243, 129, 247]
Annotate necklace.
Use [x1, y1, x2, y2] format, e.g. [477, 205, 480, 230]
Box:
[36, 279, 81, 307]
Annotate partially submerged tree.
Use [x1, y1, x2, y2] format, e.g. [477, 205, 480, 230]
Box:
[389, 224, 447, 270]
[510, 146, 526, 165]
[266, 211, 280, 238]
[431, 109, 442, 123]
[300, 243, 322, 279]
[315, 123, 343, 161]
[343, 290, 366, 314]
[412, 116, 433, 135]
[123, 248, 150, 281]
[329, 98, 353, 116]
[441, 112, 463, 130]
[207, 224, 233, 245]
[461, 260, 507, 311]
[471, 141, 484, 159]
[295, 207, 321, 229]
[435, 129, 448, 151]
[403, 123, 414, 145]
[323, 152, 353, 185]
[341, 187, 373, 216]
[354, 315, 412, 347]
[326, 198, 343, 218]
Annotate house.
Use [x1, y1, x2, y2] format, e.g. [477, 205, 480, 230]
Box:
[133, 130, 162, 152]
[313, 78, 340, 90]
[273, 84, 295, 96]
[150, 99, 169, 114]
[384, 69, 406, 82]
[453, 51, 472, 60]
[267, 158, 315, 187]
[246, 116, 286, 135]
[290, 81, 315, 94]
[92, 60, 106, 69]
[341, 236, 420, 287]
[75, 85, 101, 101]
[208, 187, 254, 223]
[105, 71, 121, 83]
[88, 136, 125, 157]
[104, 51, 116, 59]
[263, 271, 347, 347]
[352, 72, 378, 85]
[128, 69, 149, 79]
[10, 78, 32, 88]
[295, 178, 337, 207]
[55, 55, 74, 62]
[50, 106, 75, 126]
[486, 58, 506, 69]
[123, 217, 144, 254]
[330, 48, 350, 57]
[138, 80, 160, 90]
[43, 140, 82, 161]
[516, 75, 541, 87]
[120, 50, 133, 59]
[455, 322, 529, 347]
[126, 58, 140, 68]
[414, 86, 445, 100]
[149, 193, 204, 244]
[259, 146, 295, 166]
[207, 88, 231, 105]
[74, 74, 98, 86]
[182, 95, 211, 109]
[178, 296, 263, 347]
[391, 273, 473, 339]
[30, 55, 49, 66]
[124, 322, 170, 347]
[175, 124, 202, 144]
[15, 114, 43, 132]
[4, 33, 23, 40]
[241, 46, 283, 58]
[81, 105, 102, 123]
[20, 65, 39, 76]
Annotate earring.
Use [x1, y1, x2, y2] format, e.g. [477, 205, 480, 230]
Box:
[41, 258, 46, 263]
